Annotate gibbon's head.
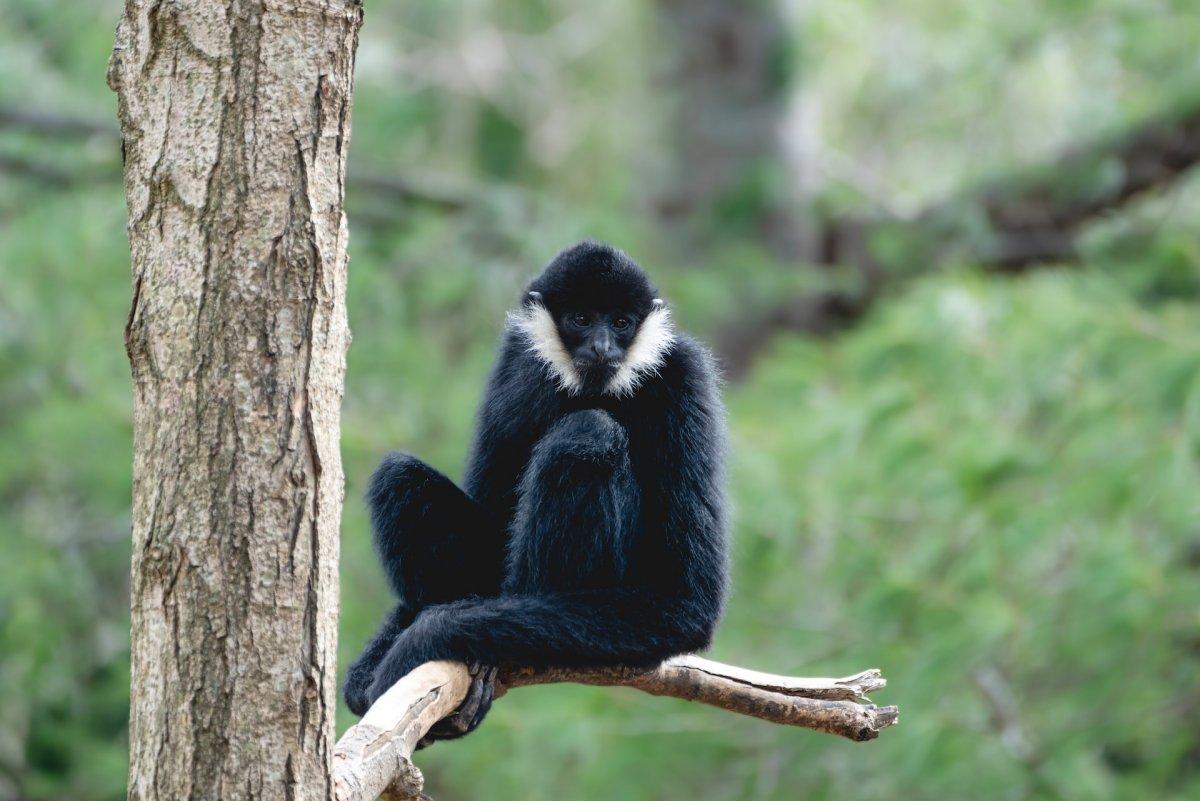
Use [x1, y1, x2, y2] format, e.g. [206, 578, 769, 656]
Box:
[510, 241, 675, 397]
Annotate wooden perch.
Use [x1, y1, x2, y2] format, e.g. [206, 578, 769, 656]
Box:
[331, 656, 898, 801]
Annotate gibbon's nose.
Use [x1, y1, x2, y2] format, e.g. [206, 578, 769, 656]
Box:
[590, 331, 619, 362]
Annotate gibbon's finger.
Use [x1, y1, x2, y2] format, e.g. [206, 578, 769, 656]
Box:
[467, 666, 497, 730]
[451, 663, 489, 730]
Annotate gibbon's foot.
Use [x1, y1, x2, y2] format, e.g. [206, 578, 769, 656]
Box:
[416, 663, 498, 749]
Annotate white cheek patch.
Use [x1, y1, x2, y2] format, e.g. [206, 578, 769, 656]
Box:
[508, 303, 584, 395]
[605, 305, 674, 398]
[507, 302, 676, 397]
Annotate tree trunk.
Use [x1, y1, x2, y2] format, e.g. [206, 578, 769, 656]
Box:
[654, 0, 812, 257]
[107, 2, 362, 800]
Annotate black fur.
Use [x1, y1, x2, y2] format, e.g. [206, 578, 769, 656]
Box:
[527, 242, 657, 318]
[344, 242, 729, 742]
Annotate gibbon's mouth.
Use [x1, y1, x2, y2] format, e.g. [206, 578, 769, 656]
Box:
[575, 356, 621, 371]
[575, 359, 621, 387]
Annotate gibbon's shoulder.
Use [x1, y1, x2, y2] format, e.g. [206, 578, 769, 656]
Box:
[658, 333, 722, 395]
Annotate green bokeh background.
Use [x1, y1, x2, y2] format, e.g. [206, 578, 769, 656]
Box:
[2, 1, 1198, 800]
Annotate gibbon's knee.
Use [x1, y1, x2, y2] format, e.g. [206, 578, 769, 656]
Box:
[532, 409, 629, 469]
[366, 453, 442, 548]
[366, 452, 440, 599]
[367, 452, 437, 509]
[367, 452, 501, 604]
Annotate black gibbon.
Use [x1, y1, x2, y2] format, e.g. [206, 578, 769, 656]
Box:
[344, 241, 729, 744]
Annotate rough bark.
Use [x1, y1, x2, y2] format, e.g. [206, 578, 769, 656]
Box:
[108, 2, 362, 800]
[332, 658, 899, 801]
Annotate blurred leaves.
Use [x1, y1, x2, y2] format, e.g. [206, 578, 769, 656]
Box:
[2, 1, 1200, 801]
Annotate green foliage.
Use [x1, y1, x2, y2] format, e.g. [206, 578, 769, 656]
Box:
[0, 186, 133, 801]
[723, 270, 1200, 800]
[2, 1, 1200, 800]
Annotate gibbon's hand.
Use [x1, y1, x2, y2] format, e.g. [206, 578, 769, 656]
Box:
[416, 663, 497, 749]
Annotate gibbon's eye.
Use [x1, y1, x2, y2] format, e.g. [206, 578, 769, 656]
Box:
[612, 317, 631, 330]
[571, 313, 591, 327]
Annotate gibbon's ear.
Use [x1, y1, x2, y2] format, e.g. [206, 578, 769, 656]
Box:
[526, 290, 544, 307]
[652, 298, 665, 311]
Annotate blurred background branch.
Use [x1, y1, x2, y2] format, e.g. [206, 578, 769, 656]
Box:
[7, 92, 1197, 382]
[716, 94, 1200, 375]
[0, 105, 480, 212]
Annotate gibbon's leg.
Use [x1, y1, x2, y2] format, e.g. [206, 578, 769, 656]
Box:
[343, 452, 505, 716]
[343, 602, 418, 715]
[504, 409, 640, 594]
[368, 452, 506, 605]
[365, 404, 722, 711]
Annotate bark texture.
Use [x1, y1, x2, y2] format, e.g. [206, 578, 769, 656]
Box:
[332, 658, 899, 801]
[108, 2, 362, 800]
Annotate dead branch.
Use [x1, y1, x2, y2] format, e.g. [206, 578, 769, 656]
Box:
[332, 656, 898, 801]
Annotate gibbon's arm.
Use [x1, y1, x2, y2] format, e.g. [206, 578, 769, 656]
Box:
[343, 602, 418, 716]
[648, 338, 729, 624]
[460, 334, 544, 511]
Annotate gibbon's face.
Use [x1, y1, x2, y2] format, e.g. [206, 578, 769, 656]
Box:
[514, 242, 676, 397]
[556, 307, 641, 388]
